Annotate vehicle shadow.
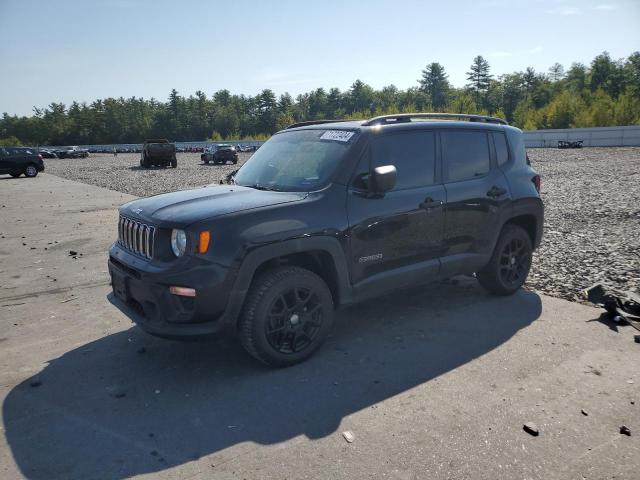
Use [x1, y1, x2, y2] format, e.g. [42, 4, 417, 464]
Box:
[3, 281, 542, 479]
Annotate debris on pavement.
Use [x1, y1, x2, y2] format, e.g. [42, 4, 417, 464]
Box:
[584, 284, 640, 331]
[68, 250, 78, 256]
[620, 425, 631, 436]
[342, 430, 355, 443]
[523, 422, 539, 436]
[581, 409, 589, 416]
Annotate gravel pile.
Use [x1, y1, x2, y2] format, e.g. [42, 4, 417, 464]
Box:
[527, 147, 640, 302]
[45, 152, 252, 197]
[45, 148, 640, 303]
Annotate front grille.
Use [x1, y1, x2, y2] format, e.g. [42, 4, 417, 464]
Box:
[118, 215, 156, 259]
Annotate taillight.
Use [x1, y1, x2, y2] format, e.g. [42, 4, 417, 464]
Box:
[532, 175, 541, 193]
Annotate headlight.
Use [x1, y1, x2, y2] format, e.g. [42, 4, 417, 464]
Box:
[171, 229, 187, 257]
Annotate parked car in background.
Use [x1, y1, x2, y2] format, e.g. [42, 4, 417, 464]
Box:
[140, 139, 177, 168]
[0, 147, 45, 178]
[56, 146, 89, 158]
[209, 144, 238, 164]
[38, 149, 58, 158]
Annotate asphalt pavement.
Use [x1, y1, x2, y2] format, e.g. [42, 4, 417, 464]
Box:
[0, 173, 638, 480]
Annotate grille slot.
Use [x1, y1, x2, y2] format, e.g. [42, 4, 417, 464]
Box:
[118, 215, 155, 259]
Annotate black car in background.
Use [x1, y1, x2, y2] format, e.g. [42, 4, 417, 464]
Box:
[201, 144, 239, 164]
[55, 146, 89, 158]
[38, 149, 58, 158]
[0, 147, 45, 178]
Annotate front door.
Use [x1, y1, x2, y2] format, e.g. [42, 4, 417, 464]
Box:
[347, 130, 445, 295]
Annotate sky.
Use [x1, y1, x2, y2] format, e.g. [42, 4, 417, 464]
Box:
[0, 0, 639, 116]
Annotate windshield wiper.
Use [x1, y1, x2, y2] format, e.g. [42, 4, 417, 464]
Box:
[249, 183, 281, 191]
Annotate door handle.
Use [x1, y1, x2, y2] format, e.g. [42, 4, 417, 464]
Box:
[419, 197, 443, 209]
[487, 186, 507, 198]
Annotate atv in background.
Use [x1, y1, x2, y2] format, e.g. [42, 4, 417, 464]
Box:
[558, 140, 583, 149]
[140, 139, 177, 168]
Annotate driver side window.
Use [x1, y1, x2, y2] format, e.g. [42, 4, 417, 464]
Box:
[352, 131, 436, 191]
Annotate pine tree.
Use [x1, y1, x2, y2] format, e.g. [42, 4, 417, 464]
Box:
[466, 56, 492, 107]
[548, 63, 565, 82]
[419, 62, 450, 109]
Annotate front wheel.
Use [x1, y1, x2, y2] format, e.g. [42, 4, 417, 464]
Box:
[239, 266, 334, 367]
[477, 224, 532, 295]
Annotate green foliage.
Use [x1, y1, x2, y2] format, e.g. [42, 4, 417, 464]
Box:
[1, 51, 639, 145]
[0, 136, 22, 146]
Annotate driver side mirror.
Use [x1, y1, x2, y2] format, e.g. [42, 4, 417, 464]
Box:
[370, 165, 396, 194]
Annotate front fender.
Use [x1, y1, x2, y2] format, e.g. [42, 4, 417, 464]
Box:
[223, 236, 352, 326]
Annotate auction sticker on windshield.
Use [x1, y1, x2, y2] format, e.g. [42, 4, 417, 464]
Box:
[320, 130, 355, 142]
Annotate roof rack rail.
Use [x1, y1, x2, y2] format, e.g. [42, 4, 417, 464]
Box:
[362, 113, 508, 126]
[285, 119, 356, 129]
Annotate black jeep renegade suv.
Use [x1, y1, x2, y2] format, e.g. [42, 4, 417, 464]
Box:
[108, 113, 543, 367]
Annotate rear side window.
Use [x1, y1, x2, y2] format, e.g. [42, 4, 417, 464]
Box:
[369, 131, 436, 190]
[493, 132, 510, 166]
[442, 130, 490, 182]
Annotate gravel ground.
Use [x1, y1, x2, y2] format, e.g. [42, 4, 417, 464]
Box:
[44, 152, 252, 196]
[44, 148, 640, 303]
[527, 147, 640, 302]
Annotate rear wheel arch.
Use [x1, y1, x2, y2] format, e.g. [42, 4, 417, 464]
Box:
[504, 214, 537, 248]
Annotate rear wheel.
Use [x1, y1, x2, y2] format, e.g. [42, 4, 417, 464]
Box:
[24, 164, 38, 178]
[10, 172, 21, 178]
[239, 266, 334, 367]
[477, 224, 532, 295]
[171, 157, 177, 168]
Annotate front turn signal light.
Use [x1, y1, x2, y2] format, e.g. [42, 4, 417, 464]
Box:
[198, 231, 211, 254]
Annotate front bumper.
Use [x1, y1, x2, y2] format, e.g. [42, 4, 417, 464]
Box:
[107, 244, 235, 338]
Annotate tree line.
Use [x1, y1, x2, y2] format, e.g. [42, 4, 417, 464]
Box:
[1, 51, 639, 146]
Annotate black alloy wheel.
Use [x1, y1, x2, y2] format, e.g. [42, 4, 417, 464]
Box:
[498, 237, 529, 289]
[477, 224, 532, 295]
[239, 266, 334, 367]
[265, 286, 324, 354]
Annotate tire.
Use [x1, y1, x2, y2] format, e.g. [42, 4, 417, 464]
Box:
[204, 159, 209, 164]
[24, 164, 38, 178]
[10, 172, 21, 178]
[233, 159, 238, 165]
[477, 224, 533, 295]
[171, 157, 177, 168]
[239, 266, 334, 367]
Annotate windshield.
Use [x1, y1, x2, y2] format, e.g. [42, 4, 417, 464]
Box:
[234, 129, 357, 192]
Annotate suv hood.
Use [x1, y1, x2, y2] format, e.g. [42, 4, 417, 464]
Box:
[121, 185, 307, 226]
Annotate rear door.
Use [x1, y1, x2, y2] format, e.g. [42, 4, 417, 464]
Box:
[440, 129, 511, 275]
[347, 130, 445, 288]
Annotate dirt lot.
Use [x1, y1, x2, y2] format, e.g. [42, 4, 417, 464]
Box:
[44, 147, 640, 303]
